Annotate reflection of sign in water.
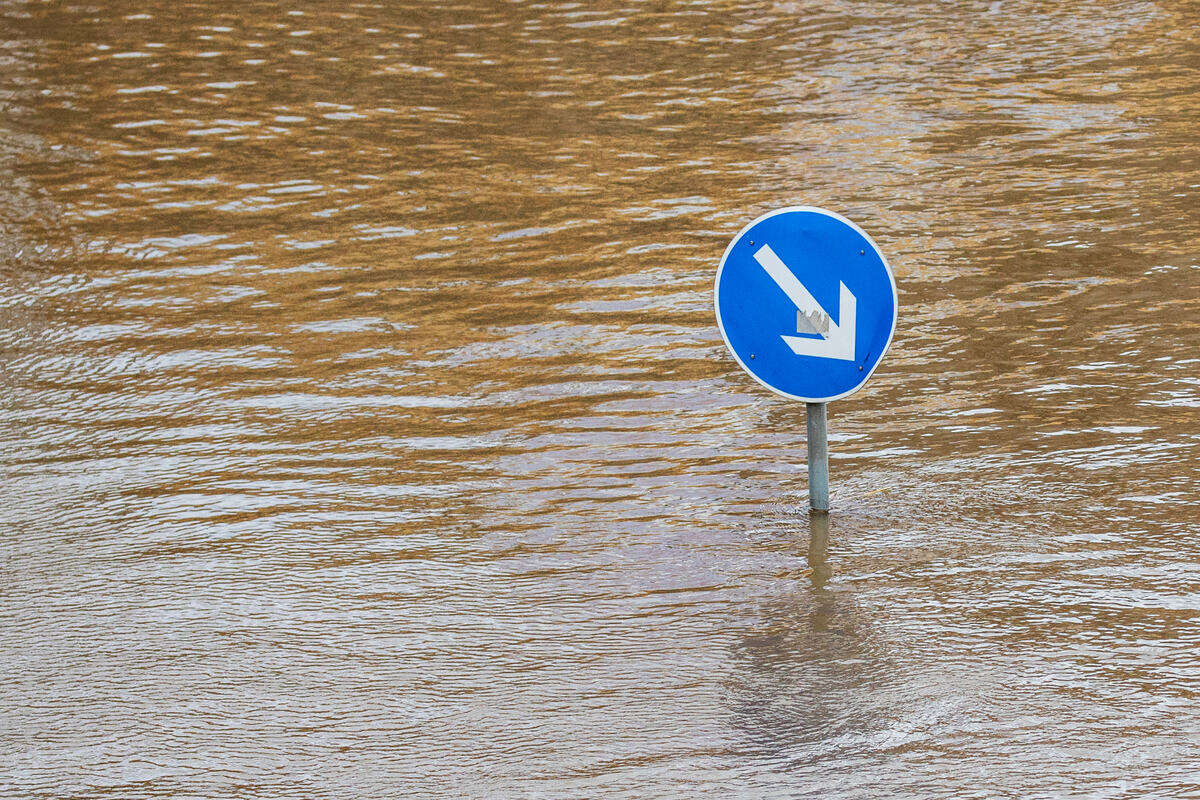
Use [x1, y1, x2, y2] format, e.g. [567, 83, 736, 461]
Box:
[714, 207, 898, 403]
[724, 523, 894, 757]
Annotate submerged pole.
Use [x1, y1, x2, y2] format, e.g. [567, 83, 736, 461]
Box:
[806, 402, 829, 513]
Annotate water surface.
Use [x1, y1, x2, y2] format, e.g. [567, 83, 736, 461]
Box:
[1, 0, 1198, 796]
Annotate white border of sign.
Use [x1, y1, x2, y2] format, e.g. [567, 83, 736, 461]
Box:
[714, 206, 898, 403]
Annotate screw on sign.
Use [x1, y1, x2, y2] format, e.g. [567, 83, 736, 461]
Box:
[713, 207, 898, 512]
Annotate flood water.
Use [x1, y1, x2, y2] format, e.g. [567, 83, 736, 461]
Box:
[1, 0, 1198, 796]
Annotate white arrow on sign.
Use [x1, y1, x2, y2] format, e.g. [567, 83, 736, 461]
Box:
[753, 243, 857, 361]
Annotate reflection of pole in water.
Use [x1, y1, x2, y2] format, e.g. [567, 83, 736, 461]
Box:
[808, 510, 832, 588]
[723, 509, 899, 759]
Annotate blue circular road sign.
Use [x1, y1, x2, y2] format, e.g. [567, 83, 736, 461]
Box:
[714, 207, 898, 403]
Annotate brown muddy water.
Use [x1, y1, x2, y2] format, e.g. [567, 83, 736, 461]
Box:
[1, 0, 1198, 797]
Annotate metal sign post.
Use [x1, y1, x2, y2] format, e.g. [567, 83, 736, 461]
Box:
[714, 206, 897, 513]
[806, 402, 829, 512]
